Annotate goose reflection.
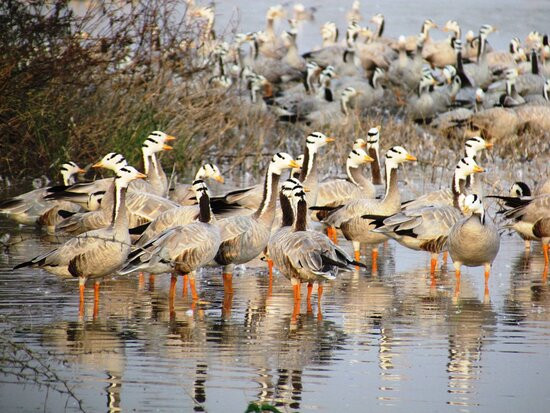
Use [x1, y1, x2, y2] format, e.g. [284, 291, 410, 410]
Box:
[41, 320, 125, 413]
[503, 248, 550, 325]
[446, 295, 496, 407]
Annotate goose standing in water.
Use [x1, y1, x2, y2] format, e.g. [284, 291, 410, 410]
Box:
[0, 161, 84, 226]
[120, 180, 221, 301]
[321, 146, 417, 271]
[533, 217, 550, 266]
[15, 166, 146, 316]
[447, 194, 500, 297]
[213, 153, 299, 294]
[275, 186, 362, 319]
[367, 157, 484, 275]
[314, 146, 374, 242]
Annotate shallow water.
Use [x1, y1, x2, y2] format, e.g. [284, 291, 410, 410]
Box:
[1, 213, 549, 412]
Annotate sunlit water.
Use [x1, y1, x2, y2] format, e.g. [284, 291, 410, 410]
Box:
[1, 212, 549, 412]
[3, 1, 550, 411]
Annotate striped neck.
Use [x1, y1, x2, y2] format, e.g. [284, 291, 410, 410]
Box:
[280, 192, 294, 227]
[293, 198, 308, 232]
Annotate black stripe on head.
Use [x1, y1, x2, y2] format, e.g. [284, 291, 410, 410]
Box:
[116, 157, 125, 164]
[471, 194, 479, 203]
[351, 149, 359, 156]
[367, 130, 378, 136]
[60, 167, 68, 172]
[107, 153, 117, 160]
[69, 162, 77, 167]
[276, 152, 285, 159]
[193, 179, 205, 186]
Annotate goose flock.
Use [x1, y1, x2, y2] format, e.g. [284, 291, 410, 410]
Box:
[2, 2, 550, 319]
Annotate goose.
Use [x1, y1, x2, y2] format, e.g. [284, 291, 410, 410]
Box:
[120, 180, 221, 301]
[341, 67, 386, 110]
[367, 157, 484, 274]
[423, 20, 461, 68]
[408, 72, 461, 122]
[320, 21, 339, 48]
[134, 180, 215, 247]
[266, 178, 303, 279]
[401, 136, 492, 210]
[304, 86, 360, 126]
[490, 191, 550, 255]
[213, 152, 299, 294]
[364, 126, 384, 186]
[463, 24, 497, 89]
[321, 146, 417, 270]
[257, 5, 287, 59]
[533, 217, 550, 266]
[14, 166, 146, 312]
[485, 37, 526, 73]
[524, 79, 550, 105]
[170, 163, 224, 205]
[403, 19, 438, 52]
[281, 30, 305, 71]
[274, 186, 362, 314]
[55, 154, 179, 235]
[388, 34, 425, 92]
[0, 161, 84, 226]
[314, 147, 374, 242]
[347, 0, 362, 24]
[448, 194, 500, 295]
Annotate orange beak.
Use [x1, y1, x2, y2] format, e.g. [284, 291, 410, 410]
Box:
[162, 144, 173, 151]
[164, 135, 176, 141]
[325, 137, 336, 143]
[77, 168, 86, 173]
[473, 165, 484, 173]
[136, 172, 147, 179]
[485, 142, 494, 149]
[215, 175, 225, 184]
[92, 161, 103, 168]
[405, 154, 417, 161]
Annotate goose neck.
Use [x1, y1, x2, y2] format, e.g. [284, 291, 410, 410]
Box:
[112, 183, 128, 231]
[293, 199, 308, 231]
[198, 193, 213, 223]
[452, 172, 467, 208]
[254, 170, 280, 223]
[299, 144, 317, 183]
[383, 162, 399, 202]
[368, 146, 382, 185]
[280, 193, 294, 227]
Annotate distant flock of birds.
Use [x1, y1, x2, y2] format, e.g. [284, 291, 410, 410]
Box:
[2, 2, 550, 317]
[2, 127, 549, 318]
[181, 1, 550, 141]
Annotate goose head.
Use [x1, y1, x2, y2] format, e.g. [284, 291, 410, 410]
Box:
[475, 88, 485, 104]
[281, 30, 298, 47]
[142, 131, 176, 155]
[384, 146, 416, 169]
[291, 154, 304, 178]
[421, 19, 438, 35]
[197, 163, 224, 183]
[320, 65, 336, 85]
[266, 5, 286, 21]
[347, 1, 362, 24]
[281, 178, 303, 199]
[87, 191, 105, 211]
[353, 138, 367, 150]
[366, 126, 381, 150]
[114, 166, 147, 188]
[442, 65, 457, 84]
[442, 20, 460, 37]
[60, 161, 85, 185]
[464, 136, 493, 158]
[509, 182, 531, 198]
[461, 193, 485, 217]
[191, 179, 211, 198]
[347, 148, 374, 168]
[269, 152, 300, 175]
[455, 156, 484, 180]
[92, 153, 127, 171]
[306, 132, 335, 151]
[372, 67, 385, 88]
[321, 22, 338, 45]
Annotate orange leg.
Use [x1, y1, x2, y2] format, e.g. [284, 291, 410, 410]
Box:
[291, 300, 300, 323]
[317, 284, 324, 321]
[330, 227, 338, 244]
[79, 280, 85, 317]
[372, 248, 378, 273]
[454, 266, 461, 298]
[222, 293, 233, 318]
[484, 264, 491, 298]
[169, 274, 177, 299]
[189, 277, 198, 301]
[430, 255, 437, 275]
[138, 272, 145, 288]
[293, 283, 301, 302]
[223, 273, 234, 295]
[149, 274, 155, 291]
[267, 258, 274, 281]
[306, 283, 313, 313]
[93, 281, 100, 319]
[442, 251, 448, 266]
[182, 273, 189, 297]
[543, 243, 549, 266]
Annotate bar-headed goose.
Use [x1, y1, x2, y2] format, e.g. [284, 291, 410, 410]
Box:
[368, 157, 484, 274]
[321, 146, 416, 270]
[275, 186, 362, 315]
[139, 130, 176, 197]
[0, 161, 84, 226]
[213, 152, 299, 294]
[15, 166, 146, 312]
[120, 180, 220, 301]
[448, 194, 500, 295]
